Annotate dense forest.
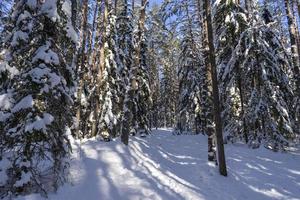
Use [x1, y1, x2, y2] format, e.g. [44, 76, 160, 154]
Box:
[0, 0, 300, 199]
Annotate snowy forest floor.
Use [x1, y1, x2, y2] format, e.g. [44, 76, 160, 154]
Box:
[17, 128, 300, 200]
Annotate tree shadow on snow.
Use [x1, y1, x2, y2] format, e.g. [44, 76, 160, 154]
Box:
[62, 129, 300, 200]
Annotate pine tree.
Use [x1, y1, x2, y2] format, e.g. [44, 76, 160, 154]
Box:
[0, 0, 77, 196]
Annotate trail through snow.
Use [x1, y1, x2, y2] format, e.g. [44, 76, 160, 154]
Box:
[17, 128, 300, 200]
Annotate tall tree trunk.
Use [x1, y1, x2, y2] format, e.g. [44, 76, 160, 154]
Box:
[284, 0, 300, 93]
[88, 2, 99, 57]
[200, 0, 216, 162]
[292, 0, 300, 61]
[121, 0, 147, 145]
[92, 0, 108, 137]
[204, 0, 227, 176]
[285, 0, 300, 131]
[132, 0, 135, 11]
[298, 0, 300, 19]
[115, 0, 118, 14]
[237, 0, 248, 143]
[121, 0, 131, 145]
[88, 0, 99, 137]
[245, 0, 249, 11]
[71, 0, 78, 28]
[236, 63, 248, 143]
[75, 0, 89, 137]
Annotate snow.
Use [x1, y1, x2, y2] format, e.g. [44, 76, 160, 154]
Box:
[16, 11, 31, 25]
[0, 91, 14, 121]
[12, 95, 34, 113]
[0, 157, 10, 185]
[62, 0, 78, 43]
[27, 65, 61, 92]
[32, 42, 59, 65]
[11, 31, 29, 46]
[0, 61, 20, 78]
[15, 129, 300, 200]
[26, 0, 37, 9]
[62, 0, 72, 17]
[14, 171, 31, 187]
[25, 113, 54, 133]
[0, 111, 11, 122]
[40, 0, 60, 22]
[0, 93, 13, 110]
[65, 22, 78, 43]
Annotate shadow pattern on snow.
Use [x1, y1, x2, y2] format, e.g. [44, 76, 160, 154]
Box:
[17, 128, 300, 200]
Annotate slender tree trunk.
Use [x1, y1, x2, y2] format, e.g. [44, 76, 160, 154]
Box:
[298, 0, 300, 19]
[292, 0, 300, 60]
[90, 0, 101, 136]
[122, 0, 147, 145]
[285, 0, 300, 131]
[204, 0, 227, 176]
[121, 0, 131, 145]
[75, 0, 89, 137]
[200, 0, 216, 162]
[236, 63, 248, 143]
[132, 0, 134, 11]
[71, 0, 78, 28]
[115, 0, 118, 14]
[92, 0, 108, 137]
[245, 0, 249, 11]
[88, 2, 99, 57]
[284, 0, 300, 94]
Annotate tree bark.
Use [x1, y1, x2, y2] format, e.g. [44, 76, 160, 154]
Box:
[200, 0, 216, 162]
[132, 0, 135, 12]
[204, 0, 227, 176]
[71, 0, 78, 28]
[292, 0, 300, 61]
[284, 0, 300, 130]
[92, 0, 108, 137]
[75, 0, 89, 137]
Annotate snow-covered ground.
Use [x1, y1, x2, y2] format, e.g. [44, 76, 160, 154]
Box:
[17, 128, 300, 200]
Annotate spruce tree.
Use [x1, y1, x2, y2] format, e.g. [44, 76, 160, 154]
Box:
[98, 0, 122, 141]
[0, 0, 76, 196]
[215, 0, 296, 149]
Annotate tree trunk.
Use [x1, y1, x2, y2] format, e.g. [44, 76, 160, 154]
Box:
[200, 0, 216, 162]
[132, 0, 135, 11]
[284, 0, 300, 95]
[285, 0, 300, 132]
[92, 0, 108, 137]
[71, 0, 78, 28]
[115, 0, 118, 14]
[121, 0, 131, 145]
[204, 0, 227, 176]
[292, 0, 300, 61]
[236, 62, 248, 143]
[75, 0, 89, 137]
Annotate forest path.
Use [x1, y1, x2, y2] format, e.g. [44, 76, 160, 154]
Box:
[17, 128, 300, 200]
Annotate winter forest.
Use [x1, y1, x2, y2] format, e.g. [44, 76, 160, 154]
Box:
[0, 0, 300, 199]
